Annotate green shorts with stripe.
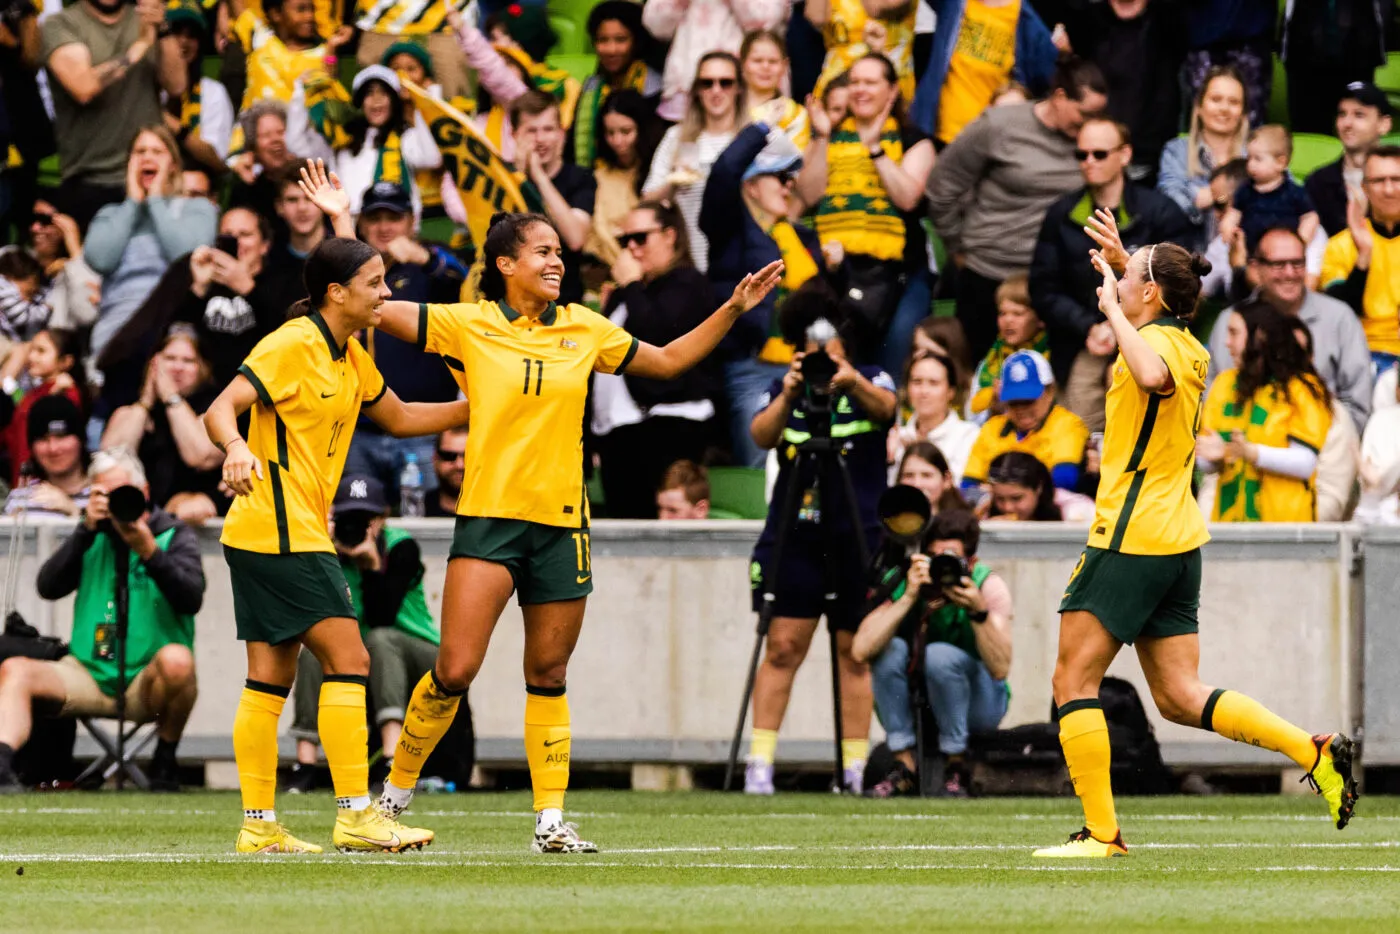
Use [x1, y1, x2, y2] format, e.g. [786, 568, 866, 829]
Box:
[224, 546, 357, 645]
[450, 517, 593, 605]
[1058, 546, 1202, 645]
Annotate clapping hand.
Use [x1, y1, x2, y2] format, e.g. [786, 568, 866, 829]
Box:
[805, 94, 832, 140]
[724, 260, 785, 315]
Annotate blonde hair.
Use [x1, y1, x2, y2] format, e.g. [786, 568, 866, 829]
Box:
[1186, 66, 1249, 178]
[680, 51, 746, 145]
[128, 124, 186, 197]
[995, 272, 1032, 309]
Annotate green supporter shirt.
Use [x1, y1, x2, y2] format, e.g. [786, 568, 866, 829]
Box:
[886, 560, 994, 661]
[340, 526, 439, 646]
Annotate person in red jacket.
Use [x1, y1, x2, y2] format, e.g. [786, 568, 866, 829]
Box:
[3, 328, 84, 485]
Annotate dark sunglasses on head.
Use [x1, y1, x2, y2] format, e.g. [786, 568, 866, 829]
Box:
[436, 448, 465, 461]
[618, 228, 662, 248]
[697, 77, 737, 90]
[1073, 148, 1117, 162]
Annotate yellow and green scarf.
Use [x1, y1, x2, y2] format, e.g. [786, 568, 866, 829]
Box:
[496, 46, 581, 131]
[970, 330, 1051, 414]
[816, 117, 905, 262]
[757, 220, 821, 365]
[178, 77, 202, 138]
[573, 60, 651, 169]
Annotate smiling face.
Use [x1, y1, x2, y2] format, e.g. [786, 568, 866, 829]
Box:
[1118, 248, 1155, 319]
[500, 222, 565, 301]
[1364, 153, 1400, 224]
[26, 332, 67, 381]
[1336, 98, 1392, 155]
[602, 111, 639, 166]
[696, 56, 740, 124]
[1251, 229, 1307, 310]
[742, 37, 785, 98]
[361, 83, 395, 128]
[388, 53, 427, 95]
[593, 19, 635, 77]
[742, 172, 793, 219]
[253, 113, 289, 171]
[332, 254, 392, 329]
[513, 105, 566, 173]
[898, 454, 949, 507]
[273, 0, 318, 44]
[360, 208, 413, 256]
[33, 431, 81, 480]
[1199, 74, 1246, 137]
[906, 356, 954, 425]
[847, 58, 895, 122]
[130, 130, 175, 194]
[29, 199, 63, 262]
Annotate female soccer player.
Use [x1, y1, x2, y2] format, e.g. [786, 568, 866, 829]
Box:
[203, 237, 471, 855]
[298, 161, 783, 852]
[1037, 210, 1357, 858]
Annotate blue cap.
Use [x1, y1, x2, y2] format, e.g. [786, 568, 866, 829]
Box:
[742, 132, 803, 183]
[999, 350, 1054, 403]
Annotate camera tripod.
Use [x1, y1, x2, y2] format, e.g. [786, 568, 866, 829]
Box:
[723, 411, 871, 793]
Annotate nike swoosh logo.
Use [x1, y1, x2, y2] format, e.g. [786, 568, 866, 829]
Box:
[320, 391, 336, 398]
[403, 728, 427, 740]
[542, 738, 567, 747]
[576, 575, 591, 584]
[347, 831, 400, 849]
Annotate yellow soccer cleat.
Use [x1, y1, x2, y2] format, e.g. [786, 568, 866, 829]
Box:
[235, 819, 323, 854]
[1033, 827, 1128, 859]
[332, 805, 434, 854]
[1303, 733, 1359, 830]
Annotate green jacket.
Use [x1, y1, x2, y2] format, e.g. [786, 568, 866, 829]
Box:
[341, 526, 438, 646]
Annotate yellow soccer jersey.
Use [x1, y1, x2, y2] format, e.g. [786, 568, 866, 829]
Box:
[221, 313, 386, 555]
[1202, 369, 1332, 523]
[241, 29, 333, 108]
[419, 300, 637, 527]
[963, 404, 1089, 484]
[1087, 319, 1211, 554]
[356, 0, 467, 35]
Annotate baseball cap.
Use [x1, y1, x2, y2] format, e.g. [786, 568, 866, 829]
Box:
[742, 133, 803, 183]
[999, 350, 1054, 403]
[1340, 81, 1393, 118]
[165, 0, 206, 33]
[334, 474, 388, 515]
[360, 181, 412, 216]
[27, 395, 83, 446]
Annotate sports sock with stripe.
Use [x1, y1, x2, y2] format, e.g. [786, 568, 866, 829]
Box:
[318, 676, 371, 810]
[387, 669, 462, 792]
[1203, 688, 1317, 769]
[525, 685, 570, 812]
[1057, 700, 1119, 842]
[234, 680, 288, 817]
[749, 729, 778, 765]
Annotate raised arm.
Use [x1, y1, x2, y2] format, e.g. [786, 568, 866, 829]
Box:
[299, 159, 356, 238]
[1092, 251, 1172, 394]
[363, 388, 470, 438]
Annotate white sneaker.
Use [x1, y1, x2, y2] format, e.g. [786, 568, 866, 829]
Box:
[532, 820, 598, 854]
[744, 759, 775, 795]
[843, 763, 865, 796]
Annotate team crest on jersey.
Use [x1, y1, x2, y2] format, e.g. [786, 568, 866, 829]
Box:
[560, 338, 578, 349]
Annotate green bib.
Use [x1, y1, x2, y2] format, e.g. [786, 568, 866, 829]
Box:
[341, 527, 439, 646]
[890, 560, 994, 661]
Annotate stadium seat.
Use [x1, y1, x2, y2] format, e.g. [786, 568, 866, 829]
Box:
[547, 53, 598, 84]
[1380, 133, 1400, 148]
[548, 16, 583, 56]
[1266, 54, 1289, 128]
[707, 507, 745, 520]
[707, 467, 768, 520]
[549, 0, 600, 52]
[932, 298, 957, 319]
[1289, 133, 1343, 178]
[419, 215, 457, 245]
[1375, 52, 1400, 111]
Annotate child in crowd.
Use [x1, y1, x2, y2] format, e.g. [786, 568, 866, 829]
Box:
[2, 328, 83, 486]
[1225, 125, 1319, 252]
[821, 73, 850, 131]
[655, 460, 711, 520]
[0, 249, 50, 342]
[1201, 158, 1249, 299]
[968, 274, 1049, 421]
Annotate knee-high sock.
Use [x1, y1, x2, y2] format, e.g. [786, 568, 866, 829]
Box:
[234, 680, 288, 816]
[525, 685, 570, 813]
[1058, 700, 1118, 842]
[319, 676, 370, 805]
[1203, 688, 1317, 769]
[387, 670, 462, 792]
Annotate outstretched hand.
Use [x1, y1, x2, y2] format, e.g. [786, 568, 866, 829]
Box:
[299, 159, 351, 223]
[1084, 208, 1129, 274]
[725, 261, 785, 315]
[1091, 250, 1122, 319]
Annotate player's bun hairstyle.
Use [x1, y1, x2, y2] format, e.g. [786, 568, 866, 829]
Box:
[1143, 242, 1212, 321]
[288, 237, 380, 320]
[481, 212, 557, 302]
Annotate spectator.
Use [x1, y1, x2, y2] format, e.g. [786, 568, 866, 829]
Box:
[1222, 125, 1319, 252]
[425, 426, 466, 518]
[892, 440, 967, 514]
[1058, 0, 1189, 183]
[2, 395, 89, 517]
[968, 273, 1049, 420]
[740, 29, 809, 148]
[443, 7, 531, 162]
[2, 328, 84, 488]
[574, 1, 663, 167]
[83, 125, 218, 364]
[0, 446, 202, 792]
[42, 0, 185, 231]
[353, 0, 469, 99]
[644, 0, 785, 124]
[1198, 303, 1332, 522]
[821, 71, 851, 128]
[1321, 146, 1400, 372]
[162, 2, 233, 176]
[1031, 117, 1194, 392]
[928, 57, 1108, 359]
[289, 66, 443, 220]
[269, 159, 328, 279]
[227, 102, 295, 226]
[1288, 317, 1360, 522]
[887, 351, 978, 484]
[961, 349, 1088, 496]
[181, 167, 216, 204]
[1306, 82, 1394, 239]
[381, 40, 449, 218]
[701, 125, 824, 468]
[1180, 0, 1275, 128]
[100, 326, 225, 525]
[983, 449, 1095, 522]
[593, 201, 721, 518]
[797, 52, 936, 376]
[912, 315, 974, 401]
[911, 0, 1057, 145]
[586, 90, 659, 267]
[1157, 64, 1249, 246]
[644, 51, 745, 272]
[656, 459, 711, 519]
[1207, 228, 1372, 435]
[0, 249, 49, 341]
[235, 0, 351, 111]
[806, 0, 917, 104]
[1357, 375, 1400, 523]
[27, 200, 98, 338]
[1199, 158, 1250, 300]
[856, 509, 1011, 798]
[1282, 1, 1393, 135]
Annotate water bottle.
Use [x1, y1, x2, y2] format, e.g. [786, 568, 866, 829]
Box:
[399, 453, 424, 518]
[417, 777, 456, 794]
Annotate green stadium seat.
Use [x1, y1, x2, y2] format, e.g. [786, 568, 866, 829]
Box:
[1289, 133, 1343, 178]
[419, 215, 457, 245]
[1266, 53, 1289, 128]
[547, 53, 598, 84]
[932, 298, 957, 319]
[549, 16, 583, 56]
[706, 467, 768, 520]
[1375, 52, 1400, 111]
[706, 507, 745, 520]
[1379, 134, 1400, 148]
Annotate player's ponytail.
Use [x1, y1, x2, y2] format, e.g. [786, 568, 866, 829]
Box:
[299, 237, 379, 316]
[481, 211, 556, 302]
[1143, 242, 1209, 321]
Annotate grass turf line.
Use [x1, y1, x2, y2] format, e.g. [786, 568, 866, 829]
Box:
[3, 791, 1400, 933]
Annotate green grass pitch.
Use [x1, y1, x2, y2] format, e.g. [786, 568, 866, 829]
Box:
[4, 790, 1399, 932]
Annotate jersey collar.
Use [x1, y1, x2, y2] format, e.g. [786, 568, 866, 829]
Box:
[499, 300, 559, 327]
[1146, 316, 1188, 331]
[310, 310, 347, 360]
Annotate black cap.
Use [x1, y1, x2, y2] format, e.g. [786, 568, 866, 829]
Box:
[27, 394, 82, 446]
[360, 181, 412, 216]
[1340, 81, 1394, 118]
[334, 474, 388, 515]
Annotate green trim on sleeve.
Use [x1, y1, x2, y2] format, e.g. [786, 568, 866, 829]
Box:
[1287, 434, 1321, 455]
[416, 304, 429, 353]
[238, 364, 273, 407]
[365, 381, 388, 408]
[615, 336, 640, 374]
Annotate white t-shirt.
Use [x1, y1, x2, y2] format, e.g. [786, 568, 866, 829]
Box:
[888, 410, 980, 485]
[642, 127, 736, 272]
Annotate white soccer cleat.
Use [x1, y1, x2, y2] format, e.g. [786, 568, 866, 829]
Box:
[531, 819, 598, 854]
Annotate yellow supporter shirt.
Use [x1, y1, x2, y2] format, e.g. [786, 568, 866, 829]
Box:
[221, 313, 386, 555]
[937, 0, 1020, 144]
[1086, 319, 1211, 555]
[418, 300, 638, 527]
[356, 0, 467, 35]
[1320, 224, 1400, 356]
[963, 403, 1089, 484]
[1202, 369, 1332, 523]
[815, 0, 917, 101]
[240, 23, 333, 109]
[238, 0, 340, 45]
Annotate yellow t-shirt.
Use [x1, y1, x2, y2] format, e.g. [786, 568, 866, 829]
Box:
[963, 403, 1089, 484]
[1203, 369, 1332, 522]
[937, 0, 1020, 144]
[1320, 224, 1400, 356]
[419, 300, 638, 527]
[1087, 319, 1211, 554]
[221, 314, 386, 555]
[355, 0, 467, 35]
[815, 0, 917, 101]
[241, 27, 333, 109]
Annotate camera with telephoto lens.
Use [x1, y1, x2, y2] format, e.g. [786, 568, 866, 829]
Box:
[106, 485, 147, 524]
[926, 550, 970, 596]
[798, 318, 838, 413]
[333, 511, 373, 548]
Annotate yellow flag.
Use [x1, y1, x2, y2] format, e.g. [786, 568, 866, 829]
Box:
[402, 78, 528, 248]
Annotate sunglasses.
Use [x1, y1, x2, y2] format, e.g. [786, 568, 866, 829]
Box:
[618, 228, 662, 248]
[1074, 148, 1118, 162]
[32, 212, 53, 226]
[436, 448, 465, 461]
[697, 77, 737, 90]
[1254, 257, 1306, 270]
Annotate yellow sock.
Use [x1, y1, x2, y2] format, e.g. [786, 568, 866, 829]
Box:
[387, 670, 462, 792]
[524, 685, 570, 812]
[841, 738, 869, 770]
[318, 676, 370, 804]
[233, 680, 287, 816]
[1204, 688, 1317, 769]
[1058, 701, 1118, 842]
[750, 729, 778, 765]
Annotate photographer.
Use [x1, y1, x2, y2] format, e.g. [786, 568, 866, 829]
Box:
[744, 279, 897, 796]
[854, 510, 1012, 798]
[0, 447, 202, 792]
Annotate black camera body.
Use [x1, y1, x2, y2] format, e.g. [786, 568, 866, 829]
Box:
[333, 510, 374, 547]
[923, 550, 970, 599]
[106, 485, 147, 524]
